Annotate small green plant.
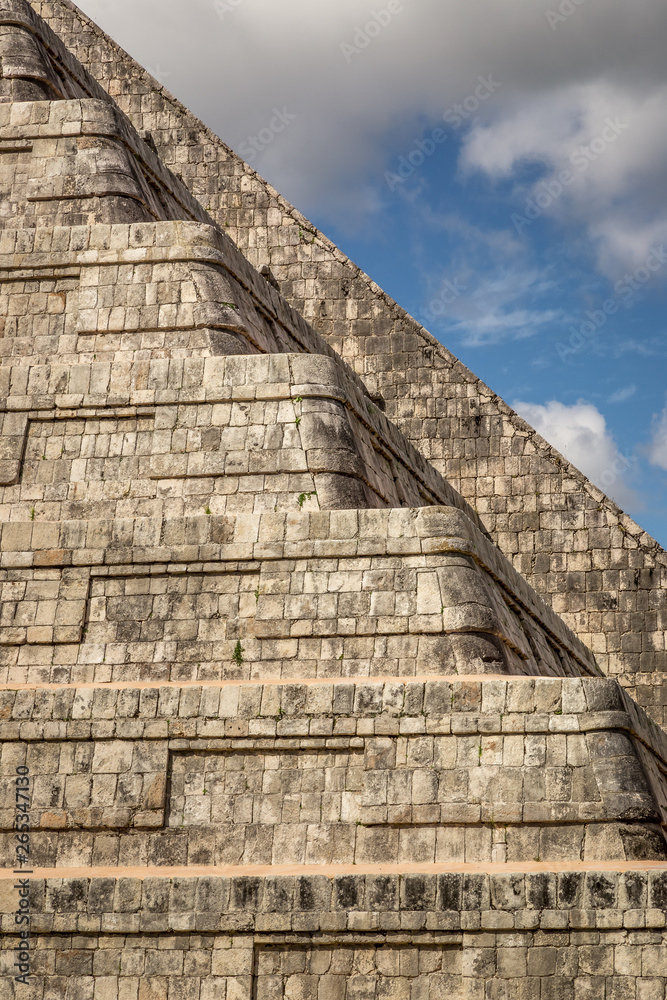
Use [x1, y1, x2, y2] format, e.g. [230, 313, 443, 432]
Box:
[204, 505, 212, 515]
[554, 708, 563, 715]
[338, 653, 344, 661]
[294, 396, 303, 403]
[297, 491, 316, 508]
[478, 743, 483, 759]
[295, 416, 301, 427]
[29, 507, 36, 521]
[254, 586, 261, 603]
[232, 640, 244, 666]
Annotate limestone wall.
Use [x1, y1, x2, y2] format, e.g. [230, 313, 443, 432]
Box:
[0, 508, 597, 684]
[29, 0, 667, 725]
[0, 219, 487, 523]
[2, 677, 666, 867]
[7, 869, 667, 997]
[0, 0, 100, 102]
[0, 98, 213, 227]
[0, 221, 351, 364]
[0, 349, 486, 520]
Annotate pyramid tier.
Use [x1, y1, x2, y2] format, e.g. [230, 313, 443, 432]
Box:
[0, 508, 596, 683]
[2, 677, 666, 868]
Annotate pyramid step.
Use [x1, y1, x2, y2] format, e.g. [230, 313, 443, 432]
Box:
[0, 508, 595, 683]
[2, 676, 666, 868]
[0, 352, 477, 518]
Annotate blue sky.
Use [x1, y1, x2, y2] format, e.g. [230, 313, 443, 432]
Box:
[79, 0, 667, 548]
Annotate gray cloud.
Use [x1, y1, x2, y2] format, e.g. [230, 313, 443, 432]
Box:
[77, 0, 667, 268]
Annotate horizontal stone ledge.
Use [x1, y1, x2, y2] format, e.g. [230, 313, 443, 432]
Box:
[0, 508, 596, 669]
[0, 672, 508, 690]
[6, 867, 667, 935]
[6, 860, 667, 880]
[0, 676, 653, 726]
[0, 710, 655, 743]
[0, 676, 631, 721]
[0, 365, 479, 525]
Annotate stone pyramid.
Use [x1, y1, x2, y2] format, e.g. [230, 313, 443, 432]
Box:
[1, 2, 667, 997]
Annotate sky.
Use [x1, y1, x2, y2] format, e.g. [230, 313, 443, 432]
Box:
[77, 0, 667, 547]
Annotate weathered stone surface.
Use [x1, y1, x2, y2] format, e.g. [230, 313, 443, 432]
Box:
[1, 677, 665, 865]
[0, 508, 596, 682]
[0, 349, 486, 519]
[29, 0, 667, 727]
[6, 871, 667, 997]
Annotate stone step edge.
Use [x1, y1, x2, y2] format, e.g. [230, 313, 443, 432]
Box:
[7, 860, 667, 880]
[0, 673, 511, 690]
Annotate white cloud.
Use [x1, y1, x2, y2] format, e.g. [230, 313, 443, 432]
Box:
[75, 0, 667, 268]
[424, 269, 561, 347]
[608, 384, 637, 404]
[462, 81, 667, 277]
[512, 399, 640, 509]
[647, 403, 667, 470]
